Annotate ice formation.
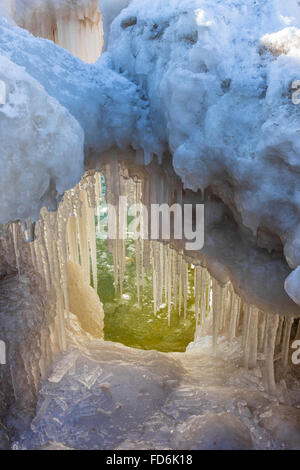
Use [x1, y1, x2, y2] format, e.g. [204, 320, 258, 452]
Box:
[4, 164, 297, 402]
[0, 54, 84, 225]
[2, 0, 103, 62]
[67, 261, 104, 337]
[0, 0, 300, 450]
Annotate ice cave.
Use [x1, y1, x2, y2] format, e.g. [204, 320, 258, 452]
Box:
[0, 0, 300, 452]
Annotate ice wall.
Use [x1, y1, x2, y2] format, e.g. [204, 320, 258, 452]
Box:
[3, 0, 103, 62]
[0, 223, 57, 437]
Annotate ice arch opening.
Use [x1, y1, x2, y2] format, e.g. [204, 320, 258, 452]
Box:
[2, 162, 300, 450]
[3, 157, 300, 389]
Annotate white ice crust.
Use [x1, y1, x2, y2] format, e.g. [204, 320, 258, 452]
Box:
[0, 53, 84, 224]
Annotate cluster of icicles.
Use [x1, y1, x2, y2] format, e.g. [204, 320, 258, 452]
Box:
[7, 165, 300, 394]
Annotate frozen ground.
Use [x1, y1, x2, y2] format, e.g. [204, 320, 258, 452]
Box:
[11, 314, 300, 451]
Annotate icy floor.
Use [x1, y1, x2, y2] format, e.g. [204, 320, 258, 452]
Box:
[13, 314, 300, 450]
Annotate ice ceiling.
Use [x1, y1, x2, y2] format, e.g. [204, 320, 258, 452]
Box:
[1, 0, 300, 315]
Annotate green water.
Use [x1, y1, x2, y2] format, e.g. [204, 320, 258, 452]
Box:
[97, 239, 196, 353]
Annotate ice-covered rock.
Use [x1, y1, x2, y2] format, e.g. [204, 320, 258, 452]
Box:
[171, 411, 253, 450]
[259, 405, 300, 450]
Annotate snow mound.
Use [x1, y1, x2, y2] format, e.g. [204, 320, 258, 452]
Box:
[0, 19, 146, 175]
[0, 54, 84, 224]
[103, 0, 300, 309]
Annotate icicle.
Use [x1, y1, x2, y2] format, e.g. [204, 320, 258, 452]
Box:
[117, 176, 127, 296]
[135, 181, 142, 306]
[136, 238, 141, 306]
[212, 279, 221, 354]
[263, 314, 279, 394]
[258, 311, 267, 352]
[143, 240, 151, 275]
[219, 285, 229, 333]
[11, 223, 21, 276]
[178, 255, 183, 316]
[242, 304, 249, 350]
[194, 266, 201, 329]
[244, 306, 259, 369]
[159, 243, 164, 308]
[77, 190, 90, 283]
[57, 209, 71, 329]
[152, 245, 157, 316]
[224, 285, 232, 331]
[229, 293, 240, 342]
[183, 260, 188, 320]
[164, 244, 169, 304]
[167, 247, 172, 326]
[173, 250, 178, 311]
[281, 317, 294, 370]
[276, 316, 284, 347]
[243, 305, 251, 368]
[37, 216, 52, 292]
[88, 201, 97, 292]
[53, 238, 67, 352]
[30, 241, 37, 271]
[199, 268, 208, 330]
[67, 216, 79, 264]
[112, 240, 119, 292]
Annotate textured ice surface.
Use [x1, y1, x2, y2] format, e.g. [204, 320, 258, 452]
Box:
[258, 404, 300, 450]
[15, 315, 300, 450]
[170, 411, 253, 450]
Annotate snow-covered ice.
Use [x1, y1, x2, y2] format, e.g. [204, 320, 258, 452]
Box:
[0, 53, 84, 224]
